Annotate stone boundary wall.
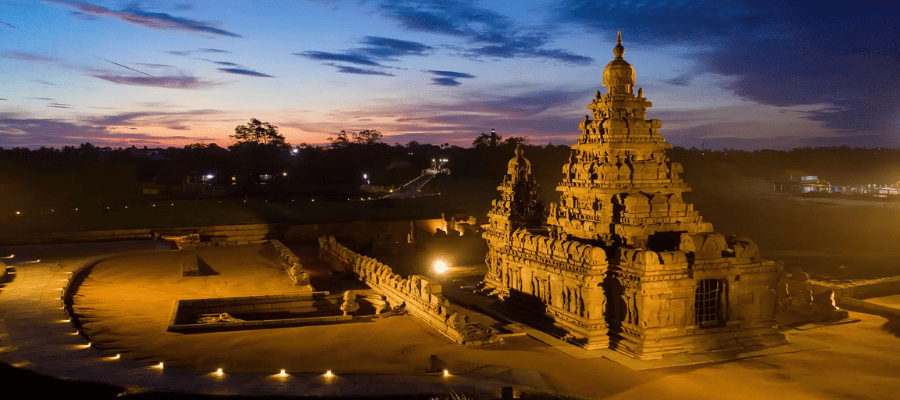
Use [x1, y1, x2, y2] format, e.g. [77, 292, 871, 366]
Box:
[0, 224, 276, 246]
[786, 276, 900, 300]
[270, 240, 300, 271]
[0, 228, 153, 246]
[0, 218, 447, 246]
[838, 297, 900, 317]
[0, 261, 6, 284]
[318, 235, 500, 345]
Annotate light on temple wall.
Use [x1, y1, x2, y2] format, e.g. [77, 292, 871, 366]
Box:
[433, 260, 450, 274]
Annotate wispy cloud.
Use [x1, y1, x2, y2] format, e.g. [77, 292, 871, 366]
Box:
[70, 10, 99, 21]
[48, 102, 74, 109]
[0, 50, 61, 62]
[296, 51, 383, 66]
[48, 1, 241, 37]
[664, 73, 693, 87]
[217, 68, 274, 78]
[0, 21, 17, 29]
[85, 109, 222, 126]
[168, 48, 231, 56]
[32, 79, 57, 86]
[329, 64, 395, 76]
[555, 0, 900, 135]
[427, 70, 475, 86]
[192, 57, 275, 78]
[134, 63, 175, 68]
[297, 35, 435, 76]
[90, 74, 219, 89]
[377, 0, 592, 65]
[0, 114, 216, 148]
[357, 36, 434, 59]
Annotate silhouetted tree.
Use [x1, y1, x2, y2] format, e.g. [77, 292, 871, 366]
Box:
[352, 129, 383, 145]
[230, 118, 287, 147]
[327, 131, 351, 148]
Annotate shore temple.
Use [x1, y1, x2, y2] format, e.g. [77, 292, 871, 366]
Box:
[482, 33, 786, 359]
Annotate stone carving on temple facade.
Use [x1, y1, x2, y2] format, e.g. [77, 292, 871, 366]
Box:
[482, 32, 787, 359]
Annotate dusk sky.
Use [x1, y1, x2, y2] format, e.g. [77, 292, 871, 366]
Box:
[1, 1, 897, 150]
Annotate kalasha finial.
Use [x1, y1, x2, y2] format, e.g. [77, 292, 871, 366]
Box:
[613, 31, 625, 59]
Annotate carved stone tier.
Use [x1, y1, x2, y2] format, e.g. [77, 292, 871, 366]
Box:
[482, 32, 786, 359]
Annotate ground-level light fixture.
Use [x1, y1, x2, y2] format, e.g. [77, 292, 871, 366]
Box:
[433, 260, 450, 274]
[153, 362, 164, 369]
[282, 172, 288, 176]
[325, 370, 333, 378]
[216, 368, 223, 376]
[278, 369, 287, 377]
[443, 369, 449, 376]
[114, 354, 121, 359]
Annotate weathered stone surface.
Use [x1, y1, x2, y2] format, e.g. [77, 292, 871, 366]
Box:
[319, 236, 501, 345]
[482, 32, 786, 359]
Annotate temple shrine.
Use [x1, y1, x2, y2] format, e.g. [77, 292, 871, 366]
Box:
[482, 33, 787, 359]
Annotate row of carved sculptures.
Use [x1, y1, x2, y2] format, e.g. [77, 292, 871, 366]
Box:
[319, 236, 494, 343]
[506, 229, 607, 267]
[562, 158, 683, 182]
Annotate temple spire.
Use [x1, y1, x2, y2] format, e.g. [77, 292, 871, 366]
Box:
[613, 31, 625, 60]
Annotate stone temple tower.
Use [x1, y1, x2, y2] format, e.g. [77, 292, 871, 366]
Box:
[483, 32, 786, 359]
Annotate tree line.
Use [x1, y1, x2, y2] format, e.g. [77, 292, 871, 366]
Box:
[2, 118, 898, 212]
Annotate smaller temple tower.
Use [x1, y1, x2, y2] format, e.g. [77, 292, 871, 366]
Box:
[484, 144, 544, 238]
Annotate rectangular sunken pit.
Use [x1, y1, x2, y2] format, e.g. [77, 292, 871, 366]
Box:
[168, 292, 380, 333]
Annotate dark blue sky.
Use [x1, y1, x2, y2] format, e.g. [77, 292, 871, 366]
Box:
[0, 0, 897, 149]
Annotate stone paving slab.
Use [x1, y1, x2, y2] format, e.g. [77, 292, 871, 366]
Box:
[0, 243, 546, 398]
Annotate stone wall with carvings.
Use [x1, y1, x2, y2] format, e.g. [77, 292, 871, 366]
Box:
[484, 228, 610, 349]
[318, 235, 500, 345]
[481, 33, 786, 360]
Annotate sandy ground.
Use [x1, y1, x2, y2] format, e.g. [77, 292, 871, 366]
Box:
[67, 244, 900, 400]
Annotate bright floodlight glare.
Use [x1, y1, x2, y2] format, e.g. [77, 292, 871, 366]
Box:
[206, 174, 214, 180]
[282, 172, 288, 176]
[278, 369, 287, 377]
[292, 148, 299, 154]
[433, 260, 449, 274]
[443, 369, 449, 376]
[325, 370, 333, 377]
